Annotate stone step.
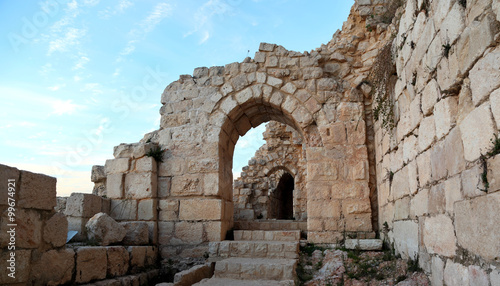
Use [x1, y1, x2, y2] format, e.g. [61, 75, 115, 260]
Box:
[234, 230, 301, 241]
[345, 239, 383, 250]
[234, 220, 307, 231]
[209, 241, 299, 259]
[213, 257, 297, 281]
[193, 278, 294, 286]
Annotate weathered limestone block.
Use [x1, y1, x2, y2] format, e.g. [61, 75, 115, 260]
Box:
[434, 96, 458, 140]
[105, 158, 130, 174]
[55, 197, 67, 212]
[179, 199, 222, 221]
[159, 199, 179, 221]
[174, 264, 213, 286]
[106, 246, 129, 277]
[171, 175, 204, 196]
[0, 250, 31, 284]
[456, 14, 499, 77]
[470, 46, 500, 106]
[75, 247, 107, 283]
[418, 115, 435, 151]
[158, 221, 174, 245]
[461, 164, 486, 198]
[491, 88, 500, 127]
[416, 150, 432, 187]
[422, 80, 440, 116]
[91, 165, 106, 183]
[86, 212, 126, 246]
[431, 128, 465, 180]
[393, 220, 418, 260]
[120, 221, 149, 245]
[106, 173, 124, 199]
[444, 260, 469, 286]
[423, 214, 456, 257]
[439, 2, 465, 45]
[344, 213, 372, 232]
[431, 256, 444, 286]
[460, 103, 496, 162]
[138, 199, 157, 221]
[43, 212, 68, 247]
[468, 265, 489, 286]
[0, 164, 19, 207]
[391, 166, 410, 200]
[428, 183, 445, 215]
[125, 172, 158, 199]
[158, 176, 171, 198]
[394, 197, 410, 220]
[488, 154, 500, 193]
[113, 142, 158, 159]
[174, 221, 204, 245]
[410, 189, 429, 218]
[30, 248, 74, 285]
[128, 246, 147, 272]
[64, 193, 103, 218]
[19, 170, 56, 210]
[444, 176, 462, 214]
[135, 156, 157, 173]
[345, 239, 383, 250]
[0, 208, 41, 248]
[455, 192, 500, 261]
[491, 269, 500, 286]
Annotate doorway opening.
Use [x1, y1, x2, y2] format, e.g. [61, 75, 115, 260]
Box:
[269, 172, 294, 220]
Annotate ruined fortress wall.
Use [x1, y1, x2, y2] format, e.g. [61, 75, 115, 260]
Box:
[375, 0, 500, 283]
[232, 121, 307, 221]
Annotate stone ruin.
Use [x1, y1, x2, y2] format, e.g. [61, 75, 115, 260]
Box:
[2, 0, 500, 284]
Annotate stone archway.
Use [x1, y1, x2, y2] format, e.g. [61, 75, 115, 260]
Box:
[148, 42, 374, 257]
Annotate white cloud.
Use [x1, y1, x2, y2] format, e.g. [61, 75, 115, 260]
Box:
[48, 84, 66, 91]
[72, 54, 90, 70]
[81, 83, 103, 95]
[118, 2, 172, 59]
[48, 27, 87, 55]
[185, 0, 235, 44]
[113, 68, 121, 77]
[74, 75, 83, 82]
[40, 63, 55, 76]
[51, 99, 80, 116]
[99, 0, 134, 18]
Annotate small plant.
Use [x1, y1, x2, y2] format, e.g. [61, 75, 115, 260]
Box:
[366, 24, 373, 32]
[396, 275, 407, 282]
[479, 134, 500, 192]
[203, 251, 209, 259]
[315, 261, 323, 270]
[407, 256, 421, 272]
[459, 0, 466, 8]
[256, 213, 263, 219]
[410, 41, 415, 49]
[486, 134, 500, 157]
[442, 43, 451, 58]
[146, 146, 165, 163]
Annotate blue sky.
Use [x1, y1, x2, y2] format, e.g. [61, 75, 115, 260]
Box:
[0, 0, 353, 196]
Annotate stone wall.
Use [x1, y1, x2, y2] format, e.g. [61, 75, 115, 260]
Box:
[0, 164, 160, 285]
[233, 121, 307, 221]
[374, 0, 500, 284]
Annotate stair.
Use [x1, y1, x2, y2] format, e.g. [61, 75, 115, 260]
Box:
[234, 230, 301, 241]
[195, 228, 301, 285]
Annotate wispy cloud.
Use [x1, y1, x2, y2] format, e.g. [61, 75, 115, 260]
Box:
[183, 0, 237, 44]
[51, 99, 81, 116]
[72, 54, 90, 70]
[99, 0, 134, 18]
[117, 2, 172, 59]
[48, 84, 66, 91]
[48, 27, 87, 55]
[81, 83, 103, 95]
